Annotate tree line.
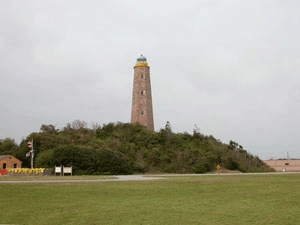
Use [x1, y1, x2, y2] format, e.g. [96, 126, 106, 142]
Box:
[0, 120, 273, 175]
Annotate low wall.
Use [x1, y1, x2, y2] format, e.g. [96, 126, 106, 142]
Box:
[264, 159, 300, 172]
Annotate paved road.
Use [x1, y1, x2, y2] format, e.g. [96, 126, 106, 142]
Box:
[151, 171, 300, 176]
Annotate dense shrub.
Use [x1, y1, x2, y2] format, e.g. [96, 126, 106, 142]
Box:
[226, 157, 240, 170]
[35, 145, 133, 175]
[96, 149, 133, 175]
[51, 145, 97, 174]
[194, 161, 211, 174]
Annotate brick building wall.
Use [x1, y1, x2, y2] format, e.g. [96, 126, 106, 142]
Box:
[0, 155, 22, 169]
[131, 56, 154, 130]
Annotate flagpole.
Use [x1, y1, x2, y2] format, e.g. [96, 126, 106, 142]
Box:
[31, 139, 33, 169]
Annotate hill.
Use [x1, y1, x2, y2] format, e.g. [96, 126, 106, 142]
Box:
[0, 121, 273, 175]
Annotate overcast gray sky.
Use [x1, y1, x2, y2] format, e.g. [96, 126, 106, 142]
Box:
[1, 0, 299, 159]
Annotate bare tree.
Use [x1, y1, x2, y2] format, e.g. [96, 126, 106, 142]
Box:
[71, 120, 87, 130]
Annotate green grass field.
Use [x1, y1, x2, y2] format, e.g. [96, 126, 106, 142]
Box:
[0, 173, 299, 225]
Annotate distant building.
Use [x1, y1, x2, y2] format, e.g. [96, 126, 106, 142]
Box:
[0, 155, 22, 170]
[264, 159, 300, 172]
[131, 55, 154, 130]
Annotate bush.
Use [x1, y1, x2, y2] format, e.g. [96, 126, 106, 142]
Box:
[226, 157, 245, 172]
[96, 149, 133, 175]
[194, 162, 211, 174]
[48, 145, 133, 175]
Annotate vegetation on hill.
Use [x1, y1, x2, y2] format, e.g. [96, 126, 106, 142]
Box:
[0, 121, 273, 175]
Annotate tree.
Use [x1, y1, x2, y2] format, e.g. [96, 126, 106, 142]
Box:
[0, 138, 18, 155]
[40, 124, 58, 134]
[71, 120, 87, 130]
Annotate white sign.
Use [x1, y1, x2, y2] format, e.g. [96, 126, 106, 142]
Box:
[63, 166, 72, 176]
[55, 167, 61, 173]
[63, 167, 72, 173]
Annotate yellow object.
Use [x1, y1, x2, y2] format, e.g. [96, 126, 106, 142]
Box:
[135, 62, 148, 66]
[216, 164, 221, 170]
[7, 168, 45, 174]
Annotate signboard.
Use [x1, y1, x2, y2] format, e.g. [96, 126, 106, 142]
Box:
[55, 167, 61, 173]
[55, 165, 72, 176]
[216, 164, 221, 170]
[63, 166, 72, 176]
[63, 167, 72, 173]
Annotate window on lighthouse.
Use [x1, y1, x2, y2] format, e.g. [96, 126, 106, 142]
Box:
[141, 90, 146, 95]
[141, 110, 144, 115]
[141, 74, 145, 79]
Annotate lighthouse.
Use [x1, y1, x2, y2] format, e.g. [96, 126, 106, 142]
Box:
[131, 55, 154, 130]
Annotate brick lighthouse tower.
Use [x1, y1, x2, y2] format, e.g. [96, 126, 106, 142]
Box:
[131, 55, 154, 130]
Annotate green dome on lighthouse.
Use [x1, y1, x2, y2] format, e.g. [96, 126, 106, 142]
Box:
[135, 54, 148, 66]
[137, 54, 147, 62]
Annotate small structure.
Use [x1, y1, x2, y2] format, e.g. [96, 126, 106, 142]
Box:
[0, 155, 22, 170]
[264, 159, 300, 172]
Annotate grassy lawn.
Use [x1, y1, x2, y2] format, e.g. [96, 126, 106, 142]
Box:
[0, 173, 299, 225]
